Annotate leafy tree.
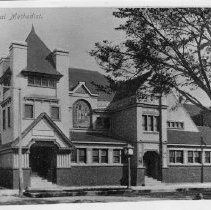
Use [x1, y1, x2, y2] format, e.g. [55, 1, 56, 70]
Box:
[90, 8, 211, 111]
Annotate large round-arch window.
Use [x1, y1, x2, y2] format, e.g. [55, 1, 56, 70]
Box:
[73, 100, 92, 128]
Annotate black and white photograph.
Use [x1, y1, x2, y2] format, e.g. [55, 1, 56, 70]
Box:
[1, 1, 211, 207]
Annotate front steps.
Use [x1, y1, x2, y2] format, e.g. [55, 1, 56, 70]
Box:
[30, 173, 61, 190]
[144, 176, 165, 186]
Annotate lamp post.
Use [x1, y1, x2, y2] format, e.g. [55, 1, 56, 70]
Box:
[124, 144, 134, 189]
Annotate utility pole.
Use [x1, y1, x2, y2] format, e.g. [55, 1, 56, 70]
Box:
[18, 88, 23, 196]
[158, 92, 163, 181]
[201, 136, 206, 183]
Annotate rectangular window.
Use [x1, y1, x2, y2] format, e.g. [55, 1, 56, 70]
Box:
[167, 121, 184, 130]
[205, 151, 211, 163]
[51, 106, 60, 120]
[78, 148, 86, 163]
[7, 107, 11, 128]
[188, 151, 194, 163]
[142, 115, 159, 132]
[34, 77, 41, 86]
[49, 80, 56, 88]
[92, 149, 100, 163]
[41, 78, 48, 87]
[148, 116, 154, 131]
[154, 116, 159, 132]
[176, 151, 183, 163]
[194, 151, 201, 163]
[169, 150, 183, 163]
[101, 149, 108, 163]
[3, 109, 6, 130]
[71, 149, 77, 163]
[28, 76, 56, 89]
[113, 149, 121, 163]
[169, 151, 175, 163]
[24, 104, 34, 119]
[142, 115, 147, 131]
[28, 76, 34, 85]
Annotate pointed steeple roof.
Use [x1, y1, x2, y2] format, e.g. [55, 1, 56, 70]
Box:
[22, 26, 62, 78]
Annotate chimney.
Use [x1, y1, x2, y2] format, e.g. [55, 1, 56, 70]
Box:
[9, 41, 27, 89]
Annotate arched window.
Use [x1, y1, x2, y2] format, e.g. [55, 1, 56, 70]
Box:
[73, 100, 92, 128]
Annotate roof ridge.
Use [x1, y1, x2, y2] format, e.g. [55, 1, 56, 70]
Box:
[69, 67, 103, 75]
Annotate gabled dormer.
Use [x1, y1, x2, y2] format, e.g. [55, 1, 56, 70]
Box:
[69, 81, 98, 98]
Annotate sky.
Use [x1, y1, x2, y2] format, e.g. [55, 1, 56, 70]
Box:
[0, 7, 124, 73]
[0, 6, 210, 106]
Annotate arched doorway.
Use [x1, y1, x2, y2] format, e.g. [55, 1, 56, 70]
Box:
[143, 151, 161, 180]
[29, 141, 58, 183]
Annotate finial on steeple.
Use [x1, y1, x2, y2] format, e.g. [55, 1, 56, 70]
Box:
[31, 24, 35, 33]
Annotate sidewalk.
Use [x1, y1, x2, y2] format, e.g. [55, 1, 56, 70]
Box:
[1, 182, 211, 198]
[132, 182, 211, 192]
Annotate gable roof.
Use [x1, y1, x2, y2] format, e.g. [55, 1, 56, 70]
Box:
[23, 26, 62, 78]
[69, 68, 115, 101]
[12, 112, 73, 148]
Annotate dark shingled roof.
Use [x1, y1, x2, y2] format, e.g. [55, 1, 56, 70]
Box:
[197, 126, 211, 145]
[24, 26, 62, 77]
[69, 68, 115, 101]
[112, 71, 152, 102]
[70, 131, 127, 144]
[167, 130, 201, 145]
[168, 126, 211, 146]
[183, 104, 203, 117]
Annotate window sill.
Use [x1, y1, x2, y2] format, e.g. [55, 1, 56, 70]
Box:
[23, 117, 34, 120]
[28, 84, 56, 89]
[143, 131, 159, 134]
[71, 163, 125, 167]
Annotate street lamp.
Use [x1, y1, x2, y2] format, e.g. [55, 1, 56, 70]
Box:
[124, 144, 134, 189]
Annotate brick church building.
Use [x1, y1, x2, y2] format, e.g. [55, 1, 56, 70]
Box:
[0, 26, 211, 189]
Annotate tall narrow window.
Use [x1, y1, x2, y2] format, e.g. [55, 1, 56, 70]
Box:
[148, 116, 154, 131]
[71, 149, 77, 163]
[51, 106, 60, 120]
[194, 151, 201, 163]
[176, 151, 183, 163]
[169, 151, 175, 163]
[101, 149, 108, 163]
[154, 116, 159, 132]
[188, 151, 194, 163]
[205, 151, 211, 163]
[7, 107, 11, 128]
[92, 149, 100, 163]
[3, 109, 6, 130]
[113, 149, 121, 163]
[142, 115, 147, 131]
[24, 104, 34, 119]
[78, 148, 86, 163]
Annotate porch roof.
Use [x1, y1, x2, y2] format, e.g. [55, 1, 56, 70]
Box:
[70, 131, 128, 145]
